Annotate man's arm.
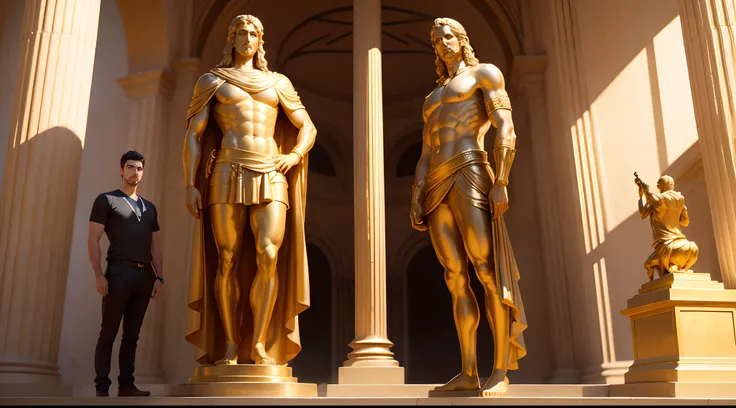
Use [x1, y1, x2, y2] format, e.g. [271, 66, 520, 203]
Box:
[88, 222, 105, 278]
[638, 198, 653, 219]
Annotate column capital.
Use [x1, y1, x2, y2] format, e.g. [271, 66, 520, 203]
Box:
[171, 58, 202, 74]
[510, 54, 548, 89]
[117, 68, 176, 100]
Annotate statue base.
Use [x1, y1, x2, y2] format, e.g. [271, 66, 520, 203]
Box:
[165, 364, 318, 397]
[613, 272, 736, 398]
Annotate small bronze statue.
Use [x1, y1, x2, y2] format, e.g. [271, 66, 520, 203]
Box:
[635, 172, 699, 281]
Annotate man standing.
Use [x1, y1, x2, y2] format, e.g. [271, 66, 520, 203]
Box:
[410, 18, 527, 396]
[182, 14, 315, 367]
[89, 150, 164, 397]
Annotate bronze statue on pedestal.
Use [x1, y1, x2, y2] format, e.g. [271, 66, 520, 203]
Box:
[182, 14, 315, 368]
[635, 172, 699, 281]
[410, 17, 527, 397]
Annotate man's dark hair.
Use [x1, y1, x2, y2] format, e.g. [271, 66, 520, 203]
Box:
[120, 151, 145, 169]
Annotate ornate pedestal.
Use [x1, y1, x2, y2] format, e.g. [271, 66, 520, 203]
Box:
[165, 364, 318, 397]
[610, 272, 736, 398]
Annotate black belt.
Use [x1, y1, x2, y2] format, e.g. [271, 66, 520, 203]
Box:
[108, 259, 151, 269]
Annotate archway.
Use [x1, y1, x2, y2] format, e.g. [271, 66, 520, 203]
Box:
[289, 242, 333, 384]
[406, 245, 494, 384]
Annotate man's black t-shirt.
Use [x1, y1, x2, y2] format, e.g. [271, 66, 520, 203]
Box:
[89, 189, 160, 263]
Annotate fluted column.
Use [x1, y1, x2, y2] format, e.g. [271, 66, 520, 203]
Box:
[339, 0, 403, 384]
[117, 68, 174, 384]
[512, 55, 579, 383]
[0, 0, 101, 396]
[678, 0, 736, 288]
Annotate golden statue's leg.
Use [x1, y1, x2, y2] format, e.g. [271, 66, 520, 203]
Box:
[210, 203, 248, 365]
[427, 201, 481, 392]
[644, 251, 659, 281]
[445, 189, 509, 396]
[248, 200, 287, 365]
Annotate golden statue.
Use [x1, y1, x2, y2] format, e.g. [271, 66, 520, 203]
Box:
[182, 15, 315, 367]
[410, 18, 527, 397]
[635, 172, 699, 281]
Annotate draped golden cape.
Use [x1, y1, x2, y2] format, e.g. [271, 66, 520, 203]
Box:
[419, 149, 528, 371]
[184, 68, 310, 365]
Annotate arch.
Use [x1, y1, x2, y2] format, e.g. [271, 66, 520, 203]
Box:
[116, 0, 171, 72]
[193, 0, 525, 65]
[386, 125, 423, 180]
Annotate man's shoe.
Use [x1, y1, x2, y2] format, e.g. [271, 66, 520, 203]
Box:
[95, 390, 109, 397]
[117, 385, 150, 397]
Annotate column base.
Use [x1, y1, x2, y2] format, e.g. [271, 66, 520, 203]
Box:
[0, 383, 72, 397]
[337, 366, 405, 384]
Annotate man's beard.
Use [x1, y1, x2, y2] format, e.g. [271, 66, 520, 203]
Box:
[235, 43, 255, 58]
[124, 177, 139, 186]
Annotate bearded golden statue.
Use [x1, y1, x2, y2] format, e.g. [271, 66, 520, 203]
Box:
[410, 17, 527, 397]
[182, 14, 315, 367]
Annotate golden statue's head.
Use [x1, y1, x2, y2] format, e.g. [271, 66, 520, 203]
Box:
[430, 18, 479, 84]
[216, 14, 268, 71]
[657, 175, 675, 193]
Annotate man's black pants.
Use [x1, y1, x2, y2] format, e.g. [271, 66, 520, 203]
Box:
[94, 262, 155, 391]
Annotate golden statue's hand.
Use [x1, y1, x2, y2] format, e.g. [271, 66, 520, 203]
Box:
[186, 185, 203, 219]
[410, 201, 428, 232]
[274, 153, 300, 174]
[490, 184, 509, 219]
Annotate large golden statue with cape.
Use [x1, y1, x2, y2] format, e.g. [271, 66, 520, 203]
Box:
[410, 18, 527, 397]
[182, 15, 316, 367]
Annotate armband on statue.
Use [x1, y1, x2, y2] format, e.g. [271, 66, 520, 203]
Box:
[485, 89, 512, 116]
[291, 147, 306, 161]
[493, 142, 516, 187]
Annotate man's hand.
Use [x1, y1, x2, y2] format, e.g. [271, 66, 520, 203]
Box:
[274, 153, 300, 174]
[151, 280, 163, 300]
[490, 184, 509, 219]
[96, 275, 108, 297]
[410, 201, 428, 231]
[185, 185, 203, 219]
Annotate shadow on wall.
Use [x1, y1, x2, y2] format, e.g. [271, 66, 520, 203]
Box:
[586, 142, 719, 362]
[1, 125, 84, 367]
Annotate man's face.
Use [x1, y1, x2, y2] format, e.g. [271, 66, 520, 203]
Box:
[432, 25, 462, 63]
[120, 160, 144, 186]
[234, 23, 260, 59]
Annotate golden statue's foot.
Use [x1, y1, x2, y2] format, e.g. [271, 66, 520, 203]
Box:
[480, 370, 509, 397]
[432, 372, 480, 392]
[252, 342, 276, 365]
[215, 343, 238, 365]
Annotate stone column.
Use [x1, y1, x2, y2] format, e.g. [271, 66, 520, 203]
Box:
[117, 68, 175, 384]
[339, 0, 403, 384]
[512, 55, 579, 383]
[0, 0, 101, 396]
[678, 0, 736, 289]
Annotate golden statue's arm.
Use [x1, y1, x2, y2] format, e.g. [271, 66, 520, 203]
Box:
[409, 105, 432, 231]
[478, 64, 516, 187]
[680, 205, 690, 227]
[283, 107, 316, 161]
[182, 74, 216, 218]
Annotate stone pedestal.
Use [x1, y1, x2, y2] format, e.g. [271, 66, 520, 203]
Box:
[165, 364, 317, 397]
[611, 272, 736, 398]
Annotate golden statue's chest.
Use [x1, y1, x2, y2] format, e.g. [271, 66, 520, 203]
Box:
[215, 83, 279, 107]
